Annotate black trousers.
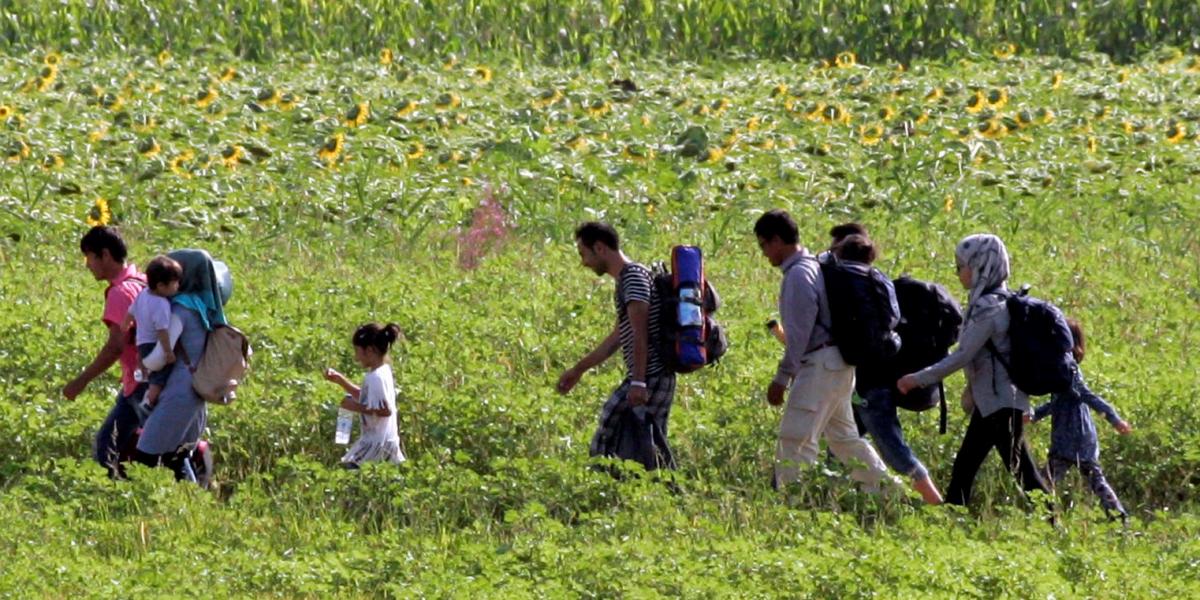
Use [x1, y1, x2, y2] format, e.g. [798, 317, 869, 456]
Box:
[945, 407, 1050, 506]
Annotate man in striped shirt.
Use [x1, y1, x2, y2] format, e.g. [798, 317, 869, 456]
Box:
[557, 222, 676, 467]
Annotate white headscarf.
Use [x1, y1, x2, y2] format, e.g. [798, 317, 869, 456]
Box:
[956, 234, 1010, 310]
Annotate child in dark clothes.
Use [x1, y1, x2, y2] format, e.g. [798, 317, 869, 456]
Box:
[1026, 318, 1132, 520]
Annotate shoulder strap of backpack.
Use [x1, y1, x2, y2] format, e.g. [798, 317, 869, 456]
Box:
[938, 381, 947, 435]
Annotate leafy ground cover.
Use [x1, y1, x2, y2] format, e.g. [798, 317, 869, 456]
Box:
[1, 46, 1199, 595]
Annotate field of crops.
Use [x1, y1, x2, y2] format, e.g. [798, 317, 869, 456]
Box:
[3, 8, 1200, 596]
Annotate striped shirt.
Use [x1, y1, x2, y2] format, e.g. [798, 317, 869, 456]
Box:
[615, 262, 666, 376]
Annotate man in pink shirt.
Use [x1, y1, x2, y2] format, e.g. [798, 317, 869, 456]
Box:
[63, 226, 146, 477]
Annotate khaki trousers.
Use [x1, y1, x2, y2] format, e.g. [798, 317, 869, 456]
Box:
[775, 346, 890, 488]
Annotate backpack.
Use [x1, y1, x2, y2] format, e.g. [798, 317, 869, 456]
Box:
[889, 276, 964, 432]
[179, 324, 251, 404]
[651, 245, 728, 374]
[818, 256, 902, 367]
[987, 286, 1076, 396]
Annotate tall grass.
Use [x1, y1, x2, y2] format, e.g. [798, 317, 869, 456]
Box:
[1, 0, 1198, 62]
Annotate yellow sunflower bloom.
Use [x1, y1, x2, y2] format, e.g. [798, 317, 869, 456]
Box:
[6, 139, 30, 163]
[943, 195, 954, 212]
[835, 51, 856, 68]
[986, 88, 1008, 110]
[43, 52, 62, 67]
[771, 83, 789, 98]
[1086, 136, 1097, 153]
[380, 48, 393, 66]
[277, 93, 298, 111]
[993, 43, 1017, 60]
[700, 146, 725, 163]
[317, 133, 345, 164]
[1038, 108, 1055, 125]
[585, 99, 611, 118]
[219, 67, 238, 82]
[878, 106, 896, 121]
[256, 88, 281, 105]
[711, 98, 731, 115]
[1166, 123, 1187, 144]
[345, 102, 370, 127]
[42, 153, 64, 171]
[434, 93, 461, 111]
[394, 99, 418, 118]
[221, 144, 245, 169]
[746, 116, 761, 131]
[169, 150, 194, 178]
[85, 198, 111, 227]
[622, 145, 655, 161]
[137, 137, 161, 158]
[965, 90, 986, 113]
[0, 105, 12, 120]
[405, 142, 425, 160]
[804, 102, 827, 122]
[980, 118, 1007, 139]
[157, 50, 172, 66]
[531, 89, 563, 110]
[442, 54, 458, 70]
[474, 66, 493, 83]
[194, 87, 219, 108]
[1188, 57, 1200, 73]
[565, 134, 588, 152]
[925, 87, 944, 102]
[1051, 72, 1064, 89]
[859, 124, 884, 146]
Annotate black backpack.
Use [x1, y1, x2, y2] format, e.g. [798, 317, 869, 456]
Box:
[651, 263, 728, 374]
[889, 276, 964, 433]
[987, 286, 1076, 396]
[819, 257, 902, 367]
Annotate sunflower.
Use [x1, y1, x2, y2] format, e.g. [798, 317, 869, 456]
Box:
[746, 116, 761, 131]
[1188, 57, 1200, 74]
[0, 105, 12, 120]
[965, 90, 986, 113]
[394, 99, 418, 118]
[564, 134, 588, 152]
[380, 48, 393, 66]
[771, 83, 789, 98]
[751, 137, 775, 150]
[345, 101, 370, 127]
[169, 150, 194, 177]
[1086, 136, 1097, 153]
[434, 93, 461, 111]
[256, 88, 281, 105]
[43, 52, 62, 67]
[221, 144, 245, 169]
[87, 122, 109, 143]
[442, 54, 458, 70]
[925, 87, 943, 102]
[878, 106, 896, 121]
[700, 146, 725, 163]
[1117, 69, 1130, 83]
[41, 153, 64, 171]
[474, 66, 493, 83]
[980, 118, 1007, 139]
[6, 139, 30, 162]
[622, 145, 655, 161]
[137, 137, 161, 158]
[405, 142, 425, 160]
[157, 50, 172, 66]
[143, 82, 163, 95]
[531, 89, 563, 110]
[317, 133, 344, 164]
[822, 104, 851, 125]
[859, 124, 884, 146]
[640, 114, 651, 127]
[993, 43, 1017, 60]
[711, 98, 731, 115]
[219, 67, 238, 82]
[1051, 71, 1064, 89]
[803, 102, 827, 122]
[1038, 108, 1055, 125]
[835, 51, 857, 68]
[84, 198, 112, 227]
[277, 93, 298, 111]
[986, 88, 1008, 110]
[943, 195, 954, 212]
[585, 99, 611, 118]
[194, 87, 219, 108]
[1166, 122, 1187, 144]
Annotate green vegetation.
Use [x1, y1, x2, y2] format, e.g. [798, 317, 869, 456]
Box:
[2, 13, 1200, 597]
[1, 0, 1199, 62]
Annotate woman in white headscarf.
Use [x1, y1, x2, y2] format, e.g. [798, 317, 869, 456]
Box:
[897, 234, 1050, 506]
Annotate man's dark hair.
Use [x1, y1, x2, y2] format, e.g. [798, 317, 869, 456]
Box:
[146, 255, 183, 289]
[574, 221, 620, 251]
[832, 234, 878, 264]
[80, 226, 127, 262]
[830, 222, 868, 243]
[754, 209, 799, 245]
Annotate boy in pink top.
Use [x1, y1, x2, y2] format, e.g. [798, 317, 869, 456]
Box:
[64, 226, 146, 477]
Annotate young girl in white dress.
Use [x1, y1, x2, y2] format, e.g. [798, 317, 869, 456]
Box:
[323, 323, 405, 467]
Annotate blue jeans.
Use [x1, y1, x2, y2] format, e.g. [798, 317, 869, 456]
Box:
[93, 390, 142, 478]
[854, 387, 928, 480]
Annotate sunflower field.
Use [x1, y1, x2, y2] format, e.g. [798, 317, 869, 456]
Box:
[2, 7, 1200, 597]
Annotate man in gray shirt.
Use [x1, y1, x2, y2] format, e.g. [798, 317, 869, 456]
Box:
[755, 210, 890, 489]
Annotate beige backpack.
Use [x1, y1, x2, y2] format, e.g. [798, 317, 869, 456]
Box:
[181, 325, 250, 404]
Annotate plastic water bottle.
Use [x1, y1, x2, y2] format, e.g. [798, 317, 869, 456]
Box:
[335, 394, 354, 445]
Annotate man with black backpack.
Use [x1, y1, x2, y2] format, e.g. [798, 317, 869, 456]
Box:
[755, 210, 891, 490]
[557, 222, 676, 470]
